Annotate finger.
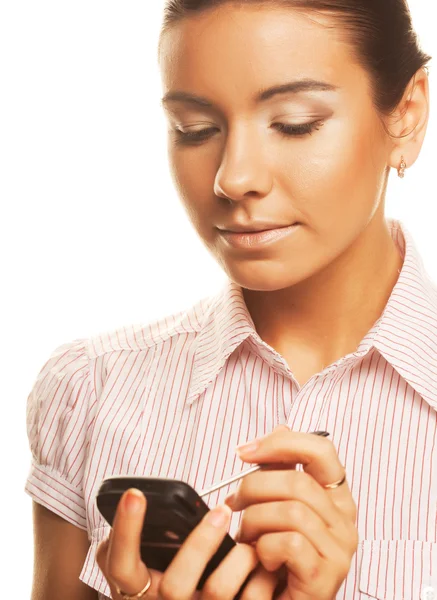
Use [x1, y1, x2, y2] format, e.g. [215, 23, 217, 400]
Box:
[273, 424, 290, 432]
[237, 500, 341, 558]
[226, 469, 349, 528]
[239, 498, 358, 556]
[97, 535, 164, 600]
[239, 564, 279, 600]
[159, 505, 232, 600]
[95, 535, 110, 572]
[235, 430, 355, 513]
[200, 543, 258, 599]
[256, 530, 325, 580]
[106, 488, 152, 597]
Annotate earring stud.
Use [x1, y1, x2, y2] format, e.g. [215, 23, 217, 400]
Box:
[398, 156, 407, 178]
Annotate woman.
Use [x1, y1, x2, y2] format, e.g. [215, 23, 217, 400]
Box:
[25, 1, 435, 599]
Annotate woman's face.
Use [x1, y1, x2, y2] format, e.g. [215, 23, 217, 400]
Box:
[159, 5, 392, 291]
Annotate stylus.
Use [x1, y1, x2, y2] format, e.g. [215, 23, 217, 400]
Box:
[198, 430, 329, 498]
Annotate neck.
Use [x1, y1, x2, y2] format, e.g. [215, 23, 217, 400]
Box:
[243, 217, 404, 364]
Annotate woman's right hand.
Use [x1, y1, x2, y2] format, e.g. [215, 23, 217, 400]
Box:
[96, 488, 279, 599]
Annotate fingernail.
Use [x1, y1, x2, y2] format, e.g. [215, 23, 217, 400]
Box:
[236, 440, 260, 457]
[206, 505, 232, 528]
[124, 488, 144, 513]
[224, 493, 236, 507]
[311, 431, 330, 437]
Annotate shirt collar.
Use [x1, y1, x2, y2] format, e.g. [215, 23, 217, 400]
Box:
[373, 219, 437, 412]
[187, 219, 437, 411]
[186, 280, 256, 405]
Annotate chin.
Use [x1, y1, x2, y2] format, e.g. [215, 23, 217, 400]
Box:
[222, 261, 305, 292]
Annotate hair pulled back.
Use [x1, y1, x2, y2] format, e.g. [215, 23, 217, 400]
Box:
[160, 0, 431, 120]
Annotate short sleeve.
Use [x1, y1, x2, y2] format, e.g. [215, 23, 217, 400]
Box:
[24, 338, 93, 531]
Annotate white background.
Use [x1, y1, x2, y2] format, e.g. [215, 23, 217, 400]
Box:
[0, 1, 435, 595]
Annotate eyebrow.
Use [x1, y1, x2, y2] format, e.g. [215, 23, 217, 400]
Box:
[161, 79, 339, 107]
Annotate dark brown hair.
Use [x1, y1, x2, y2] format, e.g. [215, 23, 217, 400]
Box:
[159, 0, 431, 122]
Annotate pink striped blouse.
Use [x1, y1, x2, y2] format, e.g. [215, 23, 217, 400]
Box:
[25, 218, 437, 600]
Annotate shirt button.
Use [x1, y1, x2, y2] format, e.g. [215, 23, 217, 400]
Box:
[421, 586, 435, 600]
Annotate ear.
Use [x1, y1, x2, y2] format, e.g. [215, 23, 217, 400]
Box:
[386, 67, 430, 173]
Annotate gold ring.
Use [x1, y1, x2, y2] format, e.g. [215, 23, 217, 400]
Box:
[323, 471, 347, 489]
[116, 574, 152, 599]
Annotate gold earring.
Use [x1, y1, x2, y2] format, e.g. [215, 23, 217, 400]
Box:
[398, 156, 407, 178]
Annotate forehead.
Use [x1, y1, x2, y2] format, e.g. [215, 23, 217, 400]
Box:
[159, 5, 360, 106]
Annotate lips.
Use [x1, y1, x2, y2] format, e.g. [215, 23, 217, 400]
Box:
[218, 223, 301, 250]
[218, 222, 300, 233]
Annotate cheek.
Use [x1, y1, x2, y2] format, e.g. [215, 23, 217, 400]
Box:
[277, 116, 386, 236]
[168, 150, 216, 235]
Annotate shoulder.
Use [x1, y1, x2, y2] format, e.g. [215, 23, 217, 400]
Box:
[86, 294, 215, 360]
[30, 290, 218, 408]
[29, 338, 91, 397]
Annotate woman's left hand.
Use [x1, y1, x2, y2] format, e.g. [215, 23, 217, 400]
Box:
[224, 425, 359, 600]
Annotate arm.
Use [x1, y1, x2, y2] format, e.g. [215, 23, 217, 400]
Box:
[31, 501, 98, 600]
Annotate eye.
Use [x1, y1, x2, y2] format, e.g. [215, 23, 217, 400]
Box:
[172, 120, 324, 145]
[173, 127, 219, 145]
[273, 121, 324, 137]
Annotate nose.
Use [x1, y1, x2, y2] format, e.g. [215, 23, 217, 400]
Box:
[213, 125, 273, 203]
